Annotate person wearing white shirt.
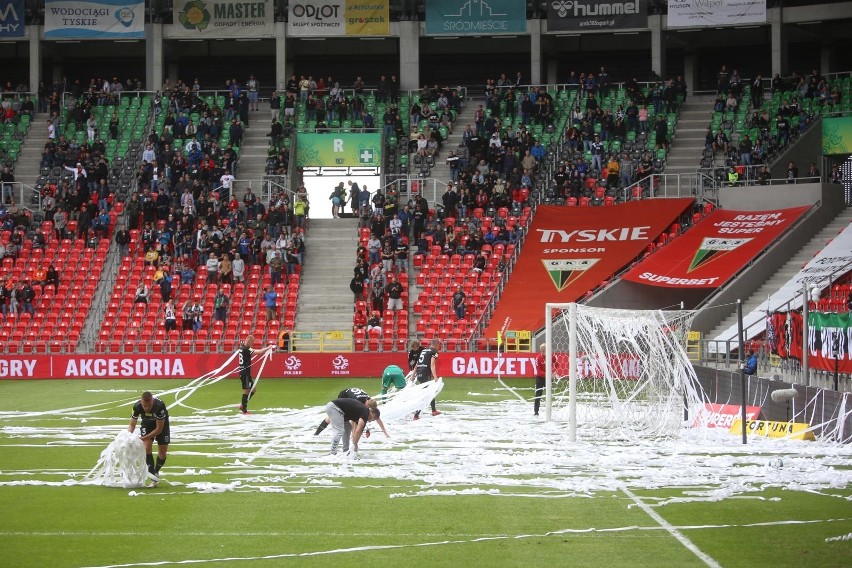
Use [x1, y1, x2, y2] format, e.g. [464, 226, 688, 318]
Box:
[64, 162, 87, 181]
[142, 144, 156, 163]
[232, 253, 245, 283]
[219, 170, 235, 200]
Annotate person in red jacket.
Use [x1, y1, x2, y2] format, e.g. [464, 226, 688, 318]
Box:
[534, 344, 548, 416]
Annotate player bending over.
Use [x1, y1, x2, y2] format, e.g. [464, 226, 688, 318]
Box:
[324, 397, 381, 456]
[380, 364, 408, 395]
[129, 391, 170, 485]
[238, 335, 275, 414]
[315, 387, 389, 437]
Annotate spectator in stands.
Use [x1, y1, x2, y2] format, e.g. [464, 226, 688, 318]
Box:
[45, 265, 59, 289]
[0, 166, 13, 205]
[829, 164, 842, 184]
[786, 161, 799, 184]
[0, 277, 11, 317]
[353, 309, 367, 330]
[805, 163, 820, 183]
[19, 281, 35, 316]
[191, 300, 204, 332]
[206, 253, 219, 283]
[155, 266, 173, 302]
[114, 225, 130, 258]
[370, 279, 384, 314]
[366, 311, 382, 338]
[144, 246, 159, 267]
[268, 250, 283, 286]
[163, 300, 177, 332]
[726, 166, 740, 187]
[178, 256, 195, 286]
[738, 135, 753, 166]
[712, 129, 729, 155]
[32, 266, 47, 291]
[350, 275, 365, 302]
[776, 115, 790, 147]
[264, 286, 278, 322]
[452, 286, 466, 321]
[232, 253, 245, 283]
[214, 287, 229, 323]
[386, 275, 403, 312]
[218, 253, 233, 285]
[756, 166, 770, 185]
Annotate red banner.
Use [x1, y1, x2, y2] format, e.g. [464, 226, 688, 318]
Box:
[693, 403, 763, 429]
[485, 199, 694, 336]
[623, 206, 809, 288]
[0, 353, 542, 380]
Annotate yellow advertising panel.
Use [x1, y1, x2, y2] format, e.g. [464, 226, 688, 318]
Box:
[729, 419, 815, 441]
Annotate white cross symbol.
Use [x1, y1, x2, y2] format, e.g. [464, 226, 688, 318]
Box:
[360, 149, 373, 162]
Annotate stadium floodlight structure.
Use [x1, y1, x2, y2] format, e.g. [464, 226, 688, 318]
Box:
[544, 303, 707, 442]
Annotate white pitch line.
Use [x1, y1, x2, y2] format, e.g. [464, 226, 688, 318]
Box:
[5, 518, 850, 541]
[72, 517, 852, 568]
[621, 487, 722, 568]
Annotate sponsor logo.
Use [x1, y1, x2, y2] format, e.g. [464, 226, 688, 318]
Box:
[114, 6, 136, 28]
[694, 403, 761, 429]
[730, 418, 815, 441]
[551, 1, 640, 18]
[291, 2, 341, 21]
[543, 258, 599, 292]
[0, 1, 24, 35]
[331, 355, 350, 375]
[689, 237, 752, 272]
[178, 0, 211, 30]
[64, 358, 186, 378]
[282, 355, 303, 376]
[637, 272, 720, 286]
[537, 226, 651, 243]
[451, 356, 535, 376]
[0, 359, 37, 378]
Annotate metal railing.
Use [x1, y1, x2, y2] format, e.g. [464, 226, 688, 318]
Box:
[698, 338, 851, 393]
[621, 172, 719, 201]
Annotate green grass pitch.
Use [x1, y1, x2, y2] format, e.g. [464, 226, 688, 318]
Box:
[0, 377, 850, 568]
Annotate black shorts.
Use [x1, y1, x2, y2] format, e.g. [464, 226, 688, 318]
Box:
[240, 371, 253, 390]
[415, 373, 433, 384]
[141, 424, 170, 446]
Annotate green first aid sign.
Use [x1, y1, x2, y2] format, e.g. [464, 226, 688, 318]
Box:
[296, 133, 382, 167]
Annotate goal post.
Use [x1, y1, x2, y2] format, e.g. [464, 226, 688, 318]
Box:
[544, 302, 705, 442]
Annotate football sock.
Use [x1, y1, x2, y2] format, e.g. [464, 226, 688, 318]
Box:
[146, 453, 155, 474]
[241, 394, 249, 411]
[314, 420, 329, 435]
[430, 399, 436, 412]
[155, 456, 166, 473]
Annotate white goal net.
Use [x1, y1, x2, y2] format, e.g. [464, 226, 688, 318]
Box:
[545, 303, 708, 441]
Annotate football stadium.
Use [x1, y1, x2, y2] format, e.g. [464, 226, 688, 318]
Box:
[0, 1, 851, 567]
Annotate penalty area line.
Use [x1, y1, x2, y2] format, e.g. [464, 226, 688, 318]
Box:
[621, 487, 722, 568]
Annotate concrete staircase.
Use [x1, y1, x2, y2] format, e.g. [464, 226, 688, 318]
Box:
[233, 105, 272, 203]
[665, 95, 716, 193]
[294, 218, 360, 332]
[13, 112, 50, 189]
[707, 206, 852, 341]
[421, 102, 478, 185]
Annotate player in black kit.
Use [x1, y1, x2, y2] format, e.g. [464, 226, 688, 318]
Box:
[238, 335, 275, 414]
[413, 338, 441, 419]
[129, 391, 170, 484]
[323, 397, 380, 455]
[408, 339, 423, 373]
[314, 387, 390, 437]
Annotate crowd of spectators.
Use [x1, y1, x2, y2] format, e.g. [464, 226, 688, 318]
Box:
[706, 66, 841, 184]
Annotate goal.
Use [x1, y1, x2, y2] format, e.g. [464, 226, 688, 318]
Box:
[544, 303, 706, 441]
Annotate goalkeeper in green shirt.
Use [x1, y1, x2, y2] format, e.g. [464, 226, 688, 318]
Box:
[381, 364, 408, 395]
